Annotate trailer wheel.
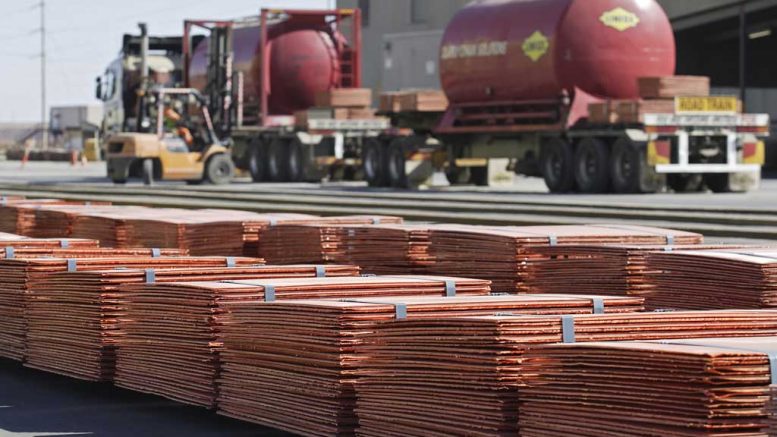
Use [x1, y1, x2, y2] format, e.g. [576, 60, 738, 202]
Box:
[540, 138, 575, 193]
[248, 140, 268, 182]
[362, 138, 388, 187]
[142, 159, 154, 186]
[205, 153, 235, 185]
[574, 138, 610, 193]
[610, 138, 640, 193]
[704, 174, 732, 193]
[387, 138, 409, 188]
[267, 138, 289, 182]
[286, 138, 307, 183]
[470, 167, 489, 186]
[668, 174, 703, 193]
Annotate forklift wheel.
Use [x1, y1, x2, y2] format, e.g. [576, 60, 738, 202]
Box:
[205, 154, 235, 185]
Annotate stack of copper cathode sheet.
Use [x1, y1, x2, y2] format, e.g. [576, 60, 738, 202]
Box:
[29, 203, 113, 238]
[217, 294, 643, 436]
[645, 247, 777, 309]
[0, 199, 74, 235]
[258, 223, 429, 274]
[0, 237, 102, 361]
[425, 224, 704, 292]
[256, 215, 404, 261]
[524, 244, 743, 297]
[69, 206, 180, 248]
[116, 275, 487, 409]
[353, 310, 777, 437]
[520, 336, 777, 436]
[23, 256, 260, 380]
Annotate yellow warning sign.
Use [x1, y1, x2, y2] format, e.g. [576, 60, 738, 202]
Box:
[600, 7, 640, 32]
[522, 31, 549, 62]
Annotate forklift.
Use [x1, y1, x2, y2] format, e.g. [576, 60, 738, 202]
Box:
[102, 22, 234, 185]
[105, 87, 234, 185]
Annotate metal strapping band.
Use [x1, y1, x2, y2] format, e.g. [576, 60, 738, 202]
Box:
[315, 265, 326, 278]
[151, 248, 161, 258]
[225, 257, 236, 268]
[372, 217, 382, 225]
[262, 284, 276, 302]
[67, 259, 77, 272]
[268, 218, 278, 226]
[0, 196, 6, 206]
[340, 299, 408, 320]
[591, 297, 604, 315]
[658, 340, 777, 384]
[591, 224, 676, 245]
[5, 247, 14, 259]
[60, 240, 69, 248]
[145, 269, 156, 284]
[666, 234, 675, 245]
[664, 246, 673, 252]
[561, 315, 576, 343]
[548, 234, 558, 246]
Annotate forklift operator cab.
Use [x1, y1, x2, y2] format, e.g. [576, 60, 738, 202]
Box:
[106, 88, 234, 185]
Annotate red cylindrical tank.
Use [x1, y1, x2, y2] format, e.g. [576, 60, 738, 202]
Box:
[189, 24, 341, 115]
[439, 0, 676, 104]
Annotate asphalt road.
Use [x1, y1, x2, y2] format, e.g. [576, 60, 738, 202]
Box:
[0, 359, 288, 437]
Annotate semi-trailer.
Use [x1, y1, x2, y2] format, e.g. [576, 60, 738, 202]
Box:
[97, 1, 770, 192]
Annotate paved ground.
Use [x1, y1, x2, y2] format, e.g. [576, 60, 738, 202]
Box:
[6, 161, 777, 209]
[0, 359, 287, 437]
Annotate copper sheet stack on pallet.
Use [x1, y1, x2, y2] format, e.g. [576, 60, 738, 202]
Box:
[0, 247, 188, 362]
[646, 247, 777, 309]
[520, 337, 777, 436]
[116, 275, 484, 409]
[426, 224, 703, 292]
[70, 206, 182, 248]
[217, 294, 641, 436]
[258, 222, 429, 274]
[0, 237, 103, 361]
[0, 199, 76, 235]
[255, 215, 404, 261]
[354, 310, 777, 437]
[24, 255, 258, 380]
[30, 203, 113, 238]
[524, 244, 742, 298]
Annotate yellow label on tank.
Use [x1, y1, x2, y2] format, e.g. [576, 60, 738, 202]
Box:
[522, 31, 549, 62]
[600, 7, 640, 32]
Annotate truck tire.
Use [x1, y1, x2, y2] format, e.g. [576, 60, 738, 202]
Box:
[387, 138, 409, 188]
[248, 140, 268, 182]
[540, 138, 575, 193]
[205, 154, 235, 185]
[142, 159, 154, 186]
[574, 138, 610, 193]
[668, 174, 703, 193]
[267, 138, 289, 182]
[286, 138, 307, 183]
[610, 138, 640, 193]
[704, 174, 732, 193]
[362, 138, 388, 187]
